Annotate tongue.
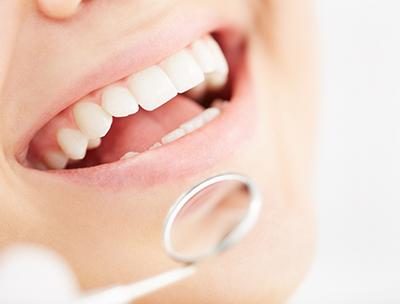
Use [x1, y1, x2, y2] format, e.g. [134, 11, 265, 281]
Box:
[86, 95, 203, 165]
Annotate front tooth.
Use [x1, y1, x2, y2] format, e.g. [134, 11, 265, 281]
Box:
[190, 38, 217, 73]
[161, 128, 185, 144]
[87, 138, 101, 149]
[57, 128, 88, 160]
[128, 66, 177, 111]
[159, 49, 204, 93]
[43, 151, 69, 169]
[120, 151, 139, 160]
[101, 86, 139, 117]
[73, 101, 112, 139]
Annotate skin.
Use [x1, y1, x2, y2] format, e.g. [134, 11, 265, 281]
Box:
[0, 1, 317, 303]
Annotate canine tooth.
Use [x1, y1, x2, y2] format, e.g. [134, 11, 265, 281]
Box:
[120, 151, 139, 160]
[128, 66, 177, 111]
[73, 101, 112, 139]
[201, 107, 221, 123]
[161, 128, 185, 144]
[57, 128, 88, 160]
[43, 151, 69, 169]
[159, 49, 204, 93]
[149, 142, 162, 150]
[180, 115, 204, 133]
[101, 86, 139, 117]
[190, 38, 217, 73]
[87, 138, 101, 149]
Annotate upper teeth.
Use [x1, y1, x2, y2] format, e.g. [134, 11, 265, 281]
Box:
[42, 35, 228, 169]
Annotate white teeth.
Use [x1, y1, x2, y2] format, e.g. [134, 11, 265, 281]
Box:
[190, 38, 217, 73]
[43, 151, 69, 169]
[57, 128, 88, 160]
[180, 115, 205, 133]
[128, 66, 177, 111]
[161, 106, 221, 145]
[205, 36, 229, 75]
[206, 72, 228, 90]
[204, 36, 229, 90]
[120, 151, 139, 160]
[87, 138, 101, 150]
[73, 101, 113, 139]
[101, 86, 139, 117]
[161, 128, 186, 144]
[180, 107, 221, 133]
[42, 36, 228, 169]
[159, 49, 205, 93]
[201, 107, 221, 123]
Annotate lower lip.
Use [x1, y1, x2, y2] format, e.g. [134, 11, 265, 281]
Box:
[52, 60, 257, 190]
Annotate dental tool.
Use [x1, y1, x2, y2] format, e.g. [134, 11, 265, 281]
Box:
[75, 266, 196, 304]
[75, 173, 262, 304]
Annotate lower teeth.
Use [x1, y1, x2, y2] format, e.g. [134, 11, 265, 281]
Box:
[118, 102, 225, 161]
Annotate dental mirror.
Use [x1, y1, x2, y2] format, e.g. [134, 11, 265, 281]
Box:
[163, 173, 262, 264]
[76, 173, 261, 304]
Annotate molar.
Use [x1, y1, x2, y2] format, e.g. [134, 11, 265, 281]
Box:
[73, 101, 113, 139]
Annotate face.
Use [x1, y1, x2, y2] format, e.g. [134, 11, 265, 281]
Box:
[0, 0, 317, 303]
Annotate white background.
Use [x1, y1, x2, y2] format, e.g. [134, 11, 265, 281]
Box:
[291, 0, 400, 303]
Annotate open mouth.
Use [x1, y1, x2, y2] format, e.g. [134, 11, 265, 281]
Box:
[18, 20, 256, 188]
[26, 31, 242, 167]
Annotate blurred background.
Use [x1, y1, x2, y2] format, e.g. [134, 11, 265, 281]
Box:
[291, 0, 400, 302]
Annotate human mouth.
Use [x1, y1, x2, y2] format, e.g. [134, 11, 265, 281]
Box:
[20, 24, 257, 188]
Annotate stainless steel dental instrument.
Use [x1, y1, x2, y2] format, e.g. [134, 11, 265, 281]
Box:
[75, 173, 262, 304]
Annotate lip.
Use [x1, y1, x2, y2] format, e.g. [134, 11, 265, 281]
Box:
[16, 10, 258, 190]
[15, 10, 238, 160]
[53, 61, 257, 189]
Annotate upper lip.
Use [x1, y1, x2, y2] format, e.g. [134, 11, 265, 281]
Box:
[14, 9, 257, 190]
[15, 10, 226, 159]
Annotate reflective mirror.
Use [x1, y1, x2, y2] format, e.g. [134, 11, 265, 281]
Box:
[163, 173, 261, 264]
